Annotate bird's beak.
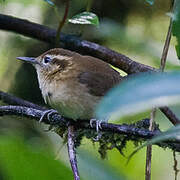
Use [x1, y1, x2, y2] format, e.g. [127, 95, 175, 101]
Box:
[16, 57, 37, 64]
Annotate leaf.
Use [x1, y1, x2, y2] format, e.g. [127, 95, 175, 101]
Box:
[145, 0, 155, 5]
[0, 136, 72, 180]
[128, 124, 180, 162]
[172, 0, 180, 59]
[78, 150, 126, 180]
[68, 11, 99, 26]
[96, 72, 180, 121]
[43, 0, 54, 6]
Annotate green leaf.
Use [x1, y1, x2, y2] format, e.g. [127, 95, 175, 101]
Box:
[172, 0, 180, 59]
[78, 150, 126, 180]
[43, 0, 54, 6]
[96, 72, 180, 121]
[68, 12, 99, 26]
[146, 0, 155, 5]
[128, 124, 180, 162]
[0, 136, 72, 180]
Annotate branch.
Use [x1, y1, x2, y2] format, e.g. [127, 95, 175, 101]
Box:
[0, 90, 46, 110]
[0, 105, 155, 137]
[0, 15, 179, 124]
[1, 105, 180, 152]
[67, 125, 80, 180]
[0, 105, 66, 126]
[0, 14, 156, 74]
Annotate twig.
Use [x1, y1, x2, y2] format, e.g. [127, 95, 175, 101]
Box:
[145, 145, 152, 180]
[145, 109, 156, 180]
[67, 125, 80, 180]
[160, 17, 173, 71]
[160, 4, 179, 178]
[159, 0, 179, 127]
[86, 0, 93, 12]
[55, 0, 69, 45]
[160, 107, 180, 125]
[145, 1, 175, 178]
[173, 151, 179, 180]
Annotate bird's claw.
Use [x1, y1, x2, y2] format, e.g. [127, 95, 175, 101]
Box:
[90, 119, 103, 141]
[39, 109, 59, 123]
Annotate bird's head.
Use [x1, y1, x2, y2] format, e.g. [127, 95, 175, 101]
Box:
[16, 48, 74, 79]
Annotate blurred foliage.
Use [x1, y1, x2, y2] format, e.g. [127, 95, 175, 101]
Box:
[129, 123, 180, 163]
[96, 72, 180, 121]
[77, 150, 126, 180]
[0, 0, 180, 179]
[0, 136, 73, 180]
[172, 0, 180, 59]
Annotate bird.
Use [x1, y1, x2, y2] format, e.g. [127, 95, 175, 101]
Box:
[17, 48, 122, 134]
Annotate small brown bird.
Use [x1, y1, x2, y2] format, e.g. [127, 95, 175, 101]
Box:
[17, 48, 122, 127]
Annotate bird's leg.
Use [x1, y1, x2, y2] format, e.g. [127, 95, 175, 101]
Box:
[39, 109, 60, 123]
[90, 119, 103, 141]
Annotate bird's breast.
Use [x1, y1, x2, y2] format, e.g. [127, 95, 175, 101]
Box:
[40, 78, 101, 120]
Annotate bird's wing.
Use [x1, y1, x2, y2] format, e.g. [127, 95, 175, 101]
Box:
[78, 71, 122, 97]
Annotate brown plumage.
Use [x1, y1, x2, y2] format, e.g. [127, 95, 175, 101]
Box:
[17, 48, 123, 120]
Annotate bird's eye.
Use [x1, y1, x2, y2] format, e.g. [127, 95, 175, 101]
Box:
[43, 56, 51, 64]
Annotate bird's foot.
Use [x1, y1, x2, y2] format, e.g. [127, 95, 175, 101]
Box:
[90, 119, 102, 132]
[39, 109, 59, 123]
[90, 119, 103, 141]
